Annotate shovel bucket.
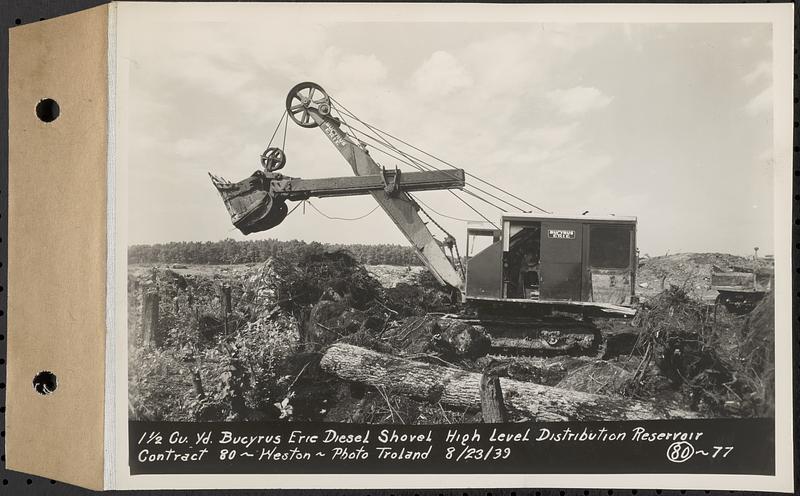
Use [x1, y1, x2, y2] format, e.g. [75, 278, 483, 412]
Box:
[209, 172, 288, 234]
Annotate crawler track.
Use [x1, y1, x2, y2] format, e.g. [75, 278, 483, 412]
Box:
[451, 314, 607, 359]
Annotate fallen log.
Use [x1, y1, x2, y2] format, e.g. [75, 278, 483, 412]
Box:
[320, 343, 697, 422]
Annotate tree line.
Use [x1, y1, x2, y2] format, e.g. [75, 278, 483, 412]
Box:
[128, 238, 423, 266]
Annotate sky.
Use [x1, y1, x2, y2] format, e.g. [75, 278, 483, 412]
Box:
[123, 14, 775, 257]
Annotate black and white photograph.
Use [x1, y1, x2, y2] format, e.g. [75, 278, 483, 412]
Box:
[110, 2, 792, 490]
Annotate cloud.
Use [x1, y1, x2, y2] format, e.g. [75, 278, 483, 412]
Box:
[174, 137, 220, 160]
[488, 123, 580, 165]
[411, 51, 473, 97]
[516, 123, 579, 149]
[546, 86, 613, 115]
[338, 54, 388, 84]
[317, 49, 389, 87]
[459, 26, 609, 100]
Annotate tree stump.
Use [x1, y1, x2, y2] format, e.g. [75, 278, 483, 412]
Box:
[218, 283, 232, 335]
[218, 283, 232, 314]
[141, 291, 160, 347]
[479, 373, 507, 423]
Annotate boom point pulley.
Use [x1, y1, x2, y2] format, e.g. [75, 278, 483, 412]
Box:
[286, 82, 331, 128]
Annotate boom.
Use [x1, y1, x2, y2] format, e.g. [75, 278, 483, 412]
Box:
[210, 82, 467, 289]
[210, 168, 464, 230]
[286, 82, 465, 289]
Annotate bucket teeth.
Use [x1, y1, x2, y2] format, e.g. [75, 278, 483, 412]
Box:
[208, 172, 232, 187]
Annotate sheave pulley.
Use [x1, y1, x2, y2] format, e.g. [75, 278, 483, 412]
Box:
[285, 82, 331, 128]
[260, 147, 286, 172]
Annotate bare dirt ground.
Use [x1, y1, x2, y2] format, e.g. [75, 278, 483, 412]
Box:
[365, 264, 427, 288]
[636, 252, 774, 302]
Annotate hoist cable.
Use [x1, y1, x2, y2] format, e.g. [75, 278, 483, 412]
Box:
[327, 99, 498, 230]
[334, 106, 361, 144]
[331, 107, 499, 240]
[335, 106, 461, 178]
[336, 125, 507, 216]
[306, 200, 380, 221]
[410, 194, 477, 223]
[334, 99, 549, 214]
[447, 190, 499, 229]
[335, 110, 479, 272]
[459, 188, 512, 214]
[410, 194, 457, 238]
[282, 111, 289, 151]
[451, 237, 465, 280]
[341, 116, 527, 213]
[332, 98, 551, 214]
[285, 200, 304, 218]
[336, 117, 531, 214]
[266, 110, 288, 149]
[345, 127, 510, 216]
[334, 122, 509, 229]
[333, 110, 430, 175]
[340, 126, 430, 171]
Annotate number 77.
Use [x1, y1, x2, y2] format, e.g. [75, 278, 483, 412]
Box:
[712, 446, 734, 458]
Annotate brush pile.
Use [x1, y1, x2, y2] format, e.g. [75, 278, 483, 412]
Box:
[623, 286, 774, 417]
[128, 251, 776, 423]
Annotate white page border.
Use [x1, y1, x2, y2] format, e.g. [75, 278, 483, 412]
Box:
[111, 2, 794, 491]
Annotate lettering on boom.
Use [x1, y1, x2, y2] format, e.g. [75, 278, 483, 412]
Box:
[323, 122, 348, 147]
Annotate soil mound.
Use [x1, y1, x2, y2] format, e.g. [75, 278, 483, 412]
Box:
[637, 252, 773, 302]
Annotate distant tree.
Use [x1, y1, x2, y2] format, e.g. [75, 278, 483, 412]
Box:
[128, 239, 424, 266]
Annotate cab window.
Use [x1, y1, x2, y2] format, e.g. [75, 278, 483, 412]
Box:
[589, 225, 631, 269]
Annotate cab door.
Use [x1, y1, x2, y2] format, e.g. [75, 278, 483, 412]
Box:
[539, 221, 583, 300]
